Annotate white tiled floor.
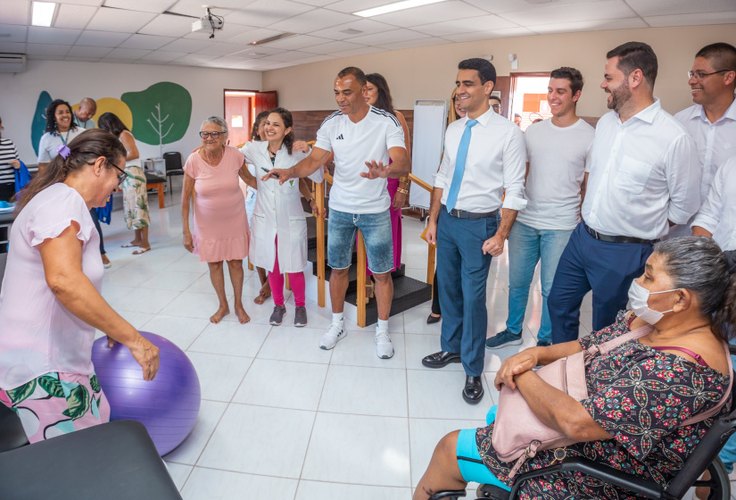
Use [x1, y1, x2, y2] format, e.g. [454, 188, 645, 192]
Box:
[98, 191, 597, 500]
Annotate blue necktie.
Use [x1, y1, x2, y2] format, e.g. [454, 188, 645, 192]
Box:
[446, 119, 478, 212]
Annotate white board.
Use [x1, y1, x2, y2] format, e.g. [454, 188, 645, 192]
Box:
[409, 99, 447, 209]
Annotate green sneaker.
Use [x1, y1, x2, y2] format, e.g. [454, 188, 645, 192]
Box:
[485, 329, 522, 349]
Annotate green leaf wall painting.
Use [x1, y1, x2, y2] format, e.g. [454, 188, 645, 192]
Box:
[122, 82, 192, 156]
[31, 82, 192, 157]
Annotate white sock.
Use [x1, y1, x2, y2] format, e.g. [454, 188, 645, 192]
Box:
[332, 313, 344, 327]
[377, 319, 389, 333]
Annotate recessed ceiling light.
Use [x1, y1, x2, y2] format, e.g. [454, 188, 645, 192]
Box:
[354, 0, 446, 18]
[249, 32, 296, 45]
[31, 1, 57, 27]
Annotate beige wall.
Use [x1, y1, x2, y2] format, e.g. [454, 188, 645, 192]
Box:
[263, 24, 736, 118]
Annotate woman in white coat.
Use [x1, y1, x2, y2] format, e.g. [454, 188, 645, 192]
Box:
[241, 108, 322, 327]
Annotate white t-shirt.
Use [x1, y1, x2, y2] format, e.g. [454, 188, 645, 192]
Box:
[314, 106, 405, 214]
[37, 129, 85, 164]
[0, 183, 102, 389]
[517, 118, 594, 231]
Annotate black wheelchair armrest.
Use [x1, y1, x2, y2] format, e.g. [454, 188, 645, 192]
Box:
[509, 458, 668, 499]
[428, 490, 467, 500]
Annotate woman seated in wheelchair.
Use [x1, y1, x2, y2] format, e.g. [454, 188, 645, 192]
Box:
[415, 237, 736, 499]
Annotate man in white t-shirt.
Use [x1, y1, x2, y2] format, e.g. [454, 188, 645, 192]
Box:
[266, 66, 410, 359]
[486, 67, 594, 350]
[547, 41, 700, 343]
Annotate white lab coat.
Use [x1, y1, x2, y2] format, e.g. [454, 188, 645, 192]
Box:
[241, 141, 323, 273]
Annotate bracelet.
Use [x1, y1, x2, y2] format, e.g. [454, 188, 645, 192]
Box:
[397, 188, 408, 195]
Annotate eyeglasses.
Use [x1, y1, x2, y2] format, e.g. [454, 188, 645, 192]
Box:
[85, 159, 128, 184]
[687, 69, 732, 80]
[199, 131, 226, 139]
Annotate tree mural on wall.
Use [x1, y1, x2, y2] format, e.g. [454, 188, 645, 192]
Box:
[30, 82, 191, 159]
[121, 82, 192, 157]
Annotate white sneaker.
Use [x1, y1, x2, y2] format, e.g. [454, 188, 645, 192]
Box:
[375, 330, 394, 359]
[320, 323, 346, 350]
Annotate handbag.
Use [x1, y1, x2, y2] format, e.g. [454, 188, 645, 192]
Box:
[492, 325, 733, 479]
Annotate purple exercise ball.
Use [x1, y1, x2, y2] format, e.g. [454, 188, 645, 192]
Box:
[91, 331, 201, 456]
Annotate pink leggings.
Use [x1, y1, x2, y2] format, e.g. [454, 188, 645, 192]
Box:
[268, 237, 305, 307]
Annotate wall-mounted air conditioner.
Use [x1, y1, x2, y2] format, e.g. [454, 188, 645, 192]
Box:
[0, 53, 26, 73]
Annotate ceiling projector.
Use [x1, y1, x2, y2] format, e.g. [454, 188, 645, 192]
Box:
[192, 9, 224, 35]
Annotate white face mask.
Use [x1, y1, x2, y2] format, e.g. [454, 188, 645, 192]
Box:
[628, 280, 681, 325]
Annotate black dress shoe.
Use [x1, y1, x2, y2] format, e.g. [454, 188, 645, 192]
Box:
[422, 351, 461, 369]
[463, 376, 484, 404]
[426, 313, 441, 324]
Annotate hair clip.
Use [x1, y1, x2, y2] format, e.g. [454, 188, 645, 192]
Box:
[58, 144, 71, 159]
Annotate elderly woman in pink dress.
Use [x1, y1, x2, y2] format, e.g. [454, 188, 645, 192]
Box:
[0, 129, 159, 443]
[182, 116, 250, 324]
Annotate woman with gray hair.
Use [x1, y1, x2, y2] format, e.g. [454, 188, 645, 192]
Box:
[416, 236, 736, 499]
[181, 116, 250, 324]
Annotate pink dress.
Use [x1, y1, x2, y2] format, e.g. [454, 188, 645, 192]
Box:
[184, 146, 249, 262]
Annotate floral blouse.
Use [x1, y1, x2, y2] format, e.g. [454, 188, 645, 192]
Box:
[476, 311, 730, 499]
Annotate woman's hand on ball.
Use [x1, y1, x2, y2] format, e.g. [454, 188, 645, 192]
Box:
[129, 335, 160, 381]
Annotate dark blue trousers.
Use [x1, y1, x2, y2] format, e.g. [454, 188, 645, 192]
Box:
[548, 223, 653, 344]
[437, 210, 497, 376]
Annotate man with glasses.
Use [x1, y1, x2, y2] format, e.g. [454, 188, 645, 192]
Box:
[547, 41, 700, 344]
[675, 43, 736, 204]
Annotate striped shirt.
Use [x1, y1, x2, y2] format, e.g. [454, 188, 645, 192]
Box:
[0, 138, 19, 185]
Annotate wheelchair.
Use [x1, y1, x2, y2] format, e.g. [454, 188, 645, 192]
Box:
[430, 355, 736, 500]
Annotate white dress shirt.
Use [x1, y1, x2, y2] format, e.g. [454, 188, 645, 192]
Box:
[582, 100, 700, 240]
[434, 108, 526, 213]
[692, 156, 736, 251]
[675, 98, 736, 200]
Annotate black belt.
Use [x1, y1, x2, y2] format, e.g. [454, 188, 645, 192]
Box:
[443, 205, 498, 220]
[583, 223, 657, 245]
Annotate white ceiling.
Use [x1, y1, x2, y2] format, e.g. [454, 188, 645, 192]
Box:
[0, 0, 735, 71]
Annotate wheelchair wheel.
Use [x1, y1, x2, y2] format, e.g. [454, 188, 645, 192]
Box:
[692, 458, 731, 500]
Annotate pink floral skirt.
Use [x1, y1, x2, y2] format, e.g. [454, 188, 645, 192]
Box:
[0, 371, 110, 443]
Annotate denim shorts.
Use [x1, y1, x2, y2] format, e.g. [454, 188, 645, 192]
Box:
[328, 208, 393, 274]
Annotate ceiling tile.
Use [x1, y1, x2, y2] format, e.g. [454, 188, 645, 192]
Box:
[86, 7, 157, 33]
[25, 43, 72, 57]
[443, 26, 535, 42]
[160, 37, 210, 52]
[626, 0, 736, 16]
[104, 0, 175, 14]
[377, 36, 450, 50]
[259, 49, 318, 62]
[370, 0, 488, 27]
[502, 0, 636, 26]
[0, 0, 30, 25]
[27, 27, 81, 44]
[66, 45, 113, 58]
[267, 8, 357, 33]
[304, 40, 364, 54]
[0, 24, 27, 42]
[166, 0, 236, 18]
[228, 45, 285, 58]
[76, 30, 131, 47]
[414, 15, 519, 36]
[326, 45, 383, 57]
[291, 0, 339, 5]
[324, 0, 402, 14]
[55, 0, 103, 6]
[308, 18, 395, 40]
[119, 34, 176, 50]
[194, 42, 247, 56]
[347, 28, 430, 45]
[224, 0, 315, 27]
[257, 34, 332, 50]
[0, 41, 26, 53]
[224, 27, 285, 45]
[138, 14, 194, 37]
[530, 17, 647, 34]
[139, 50, 189, 62]
[105, 47, 152, 59]
[645, 11, 736, 27]
[54, 4, 98, 29]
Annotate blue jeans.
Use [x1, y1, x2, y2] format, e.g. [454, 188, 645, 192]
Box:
[506, 222, 573, 344]
[437, 210, 497, 376]
[327, 208, 393, 274]
[719, 339, 736, 472]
